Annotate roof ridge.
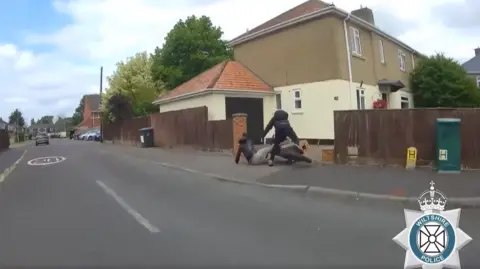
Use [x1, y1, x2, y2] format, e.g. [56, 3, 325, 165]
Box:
[233, 60, 272, 89]
[207, 60, 229, 89]
[230, 0, 329, 43]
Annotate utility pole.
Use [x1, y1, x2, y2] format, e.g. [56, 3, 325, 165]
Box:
[16, 110, 19, 143]
[99, 66, 104, 143]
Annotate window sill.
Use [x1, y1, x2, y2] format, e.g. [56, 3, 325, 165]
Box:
[352, 53, 366, 61]
[292, 110, 304, 115]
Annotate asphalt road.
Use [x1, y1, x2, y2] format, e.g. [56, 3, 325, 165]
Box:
[0, 147, 24, 172]
[0, 139, 479, 268]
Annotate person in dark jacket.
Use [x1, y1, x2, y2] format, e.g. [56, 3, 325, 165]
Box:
[262, 109, 299, 166]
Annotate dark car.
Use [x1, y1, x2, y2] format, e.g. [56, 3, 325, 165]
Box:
[35, 133, 49, 146]
[94, 131, 102, 141]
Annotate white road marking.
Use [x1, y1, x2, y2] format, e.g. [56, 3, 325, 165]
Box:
[27, 156, 66, 166]
[95, 180, 160, 233]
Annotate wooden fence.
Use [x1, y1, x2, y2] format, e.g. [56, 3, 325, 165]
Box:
[102, 106, 233, 150]
[102, 116, 151, 146]
[150, 106, 233, 150]
[0, 130, 9, 150]
[334, 108, 480, 168]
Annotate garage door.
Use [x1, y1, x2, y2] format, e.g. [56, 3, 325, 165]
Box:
[225, 97, 264, 144]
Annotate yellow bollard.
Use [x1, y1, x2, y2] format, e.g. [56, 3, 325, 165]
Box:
[405, 147, 417, 170]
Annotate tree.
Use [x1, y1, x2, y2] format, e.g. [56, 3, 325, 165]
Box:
[410, 53, 480, 107]
[37, 116, 54, 124]
[8, 109, 25, 127]
[151, 15, 233, 90]
[102, 51, 160, 121]
[30, 118, 35, 126]
[101, 92, 135, 123]
[71, 97, 85, 126]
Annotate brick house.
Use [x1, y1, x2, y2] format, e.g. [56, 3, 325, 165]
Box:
[76, 94, 101, 129]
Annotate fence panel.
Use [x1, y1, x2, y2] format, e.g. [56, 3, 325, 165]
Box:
[0, 130, 10, 150]
[334, 108, 480, 168]
[103, 116, 151, 145]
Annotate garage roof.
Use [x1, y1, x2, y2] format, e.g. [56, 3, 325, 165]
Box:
[153, 60, 272, 104]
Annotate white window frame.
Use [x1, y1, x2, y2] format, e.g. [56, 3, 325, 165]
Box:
[398, 49, 406, 72]
[356, 88, 365, 110]
[400, 96, 409, 109]
[476, 76, 480, 88]
[379, 40, 385, 64]
[293, 89, 302, 109]
[92, 111, 100, 119]
[350, 27, 362, 56]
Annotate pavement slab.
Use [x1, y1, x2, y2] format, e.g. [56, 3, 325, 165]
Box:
[99, 142, 480, 199]
[257, 163, 480, 198]
[1, 139, 479, 267]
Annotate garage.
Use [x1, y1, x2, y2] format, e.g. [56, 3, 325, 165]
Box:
[225, 97, 264, 144]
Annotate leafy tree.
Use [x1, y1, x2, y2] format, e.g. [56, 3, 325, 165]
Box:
[410, 53, 480, 107]
[101, 92, 134, 123]
[8, 109, 25, 127]
[101, 51, 160, 121]
[71, 97, 85, 126]
[37, 116, 54, 124]
[30, 118, 35, 126]
[151, 15, 233, 90]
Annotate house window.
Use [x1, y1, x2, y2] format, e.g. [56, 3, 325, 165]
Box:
[379, 40, 385, 64]
[293, 89, 302, 109]
[92, 112, 100, 119]
[275, 93, 282, 109]
[356, 88, 365, 109]
[476, 76, 480, 88]
[401, 96, 409, 108]
[398, 50, 406, 72]
[350, 27, 362, 56]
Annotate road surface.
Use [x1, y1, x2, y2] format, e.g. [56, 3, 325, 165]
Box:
[0, 139, 479, 267]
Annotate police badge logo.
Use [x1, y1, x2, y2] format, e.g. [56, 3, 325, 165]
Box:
[393, 181, 472, 269]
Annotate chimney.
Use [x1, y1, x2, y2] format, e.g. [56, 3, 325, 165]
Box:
[351, 6, 375, 25]
[475, 48, 480, 57]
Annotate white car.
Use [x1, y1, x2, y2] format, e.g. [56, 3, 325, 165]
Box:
[79, 131, 93, 140]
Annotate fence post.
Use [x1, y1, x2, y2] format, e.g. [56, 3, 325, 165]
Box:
[232, 113, 247, 155]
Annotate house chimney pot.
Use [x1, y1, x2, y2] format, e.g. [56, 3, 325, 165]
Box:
[351, 7, 375, 25]
[475, 48, 480, 57]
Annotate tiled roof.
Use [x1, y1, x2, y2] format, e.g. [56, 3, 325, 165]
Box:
[230, 0, 332, 44]
[85, 94, 101, 111]
[155, 60, 272, 102]
[462, 56, 480, 73]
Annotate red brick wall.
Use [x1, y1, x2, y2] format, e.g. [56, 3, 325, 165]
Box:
[79, 99, 100, 129]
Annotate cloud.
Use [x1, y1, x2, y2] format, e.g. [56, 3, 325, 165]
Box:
[374, 9, 418, 37]
[1, 0, 478, 121]
[432, 0, 480, 29]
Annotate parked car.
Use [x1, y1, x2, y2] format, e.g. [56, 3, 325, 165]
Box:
[94, 131, 102, 141]
[35, 132, 49, 146]
[79, 131, 93, 140]
[86, 131, 99, 141]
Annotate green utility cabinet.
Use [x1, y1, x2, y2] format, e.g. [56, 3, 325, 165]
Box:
[436, 118, 461, 173]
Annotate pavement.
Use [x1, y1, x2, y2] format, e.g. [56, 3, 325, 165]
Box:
[1, 139, 480, 267]
[98, 142, 480, 207]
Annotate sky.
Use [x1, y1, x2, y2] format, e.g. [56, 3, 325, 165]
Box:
[0, 0, 479, 123]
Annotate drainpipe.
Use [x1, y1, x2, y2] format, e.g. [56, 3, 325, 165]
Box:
[343, 14, 353, 109]
[411, 52, 415, 69]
